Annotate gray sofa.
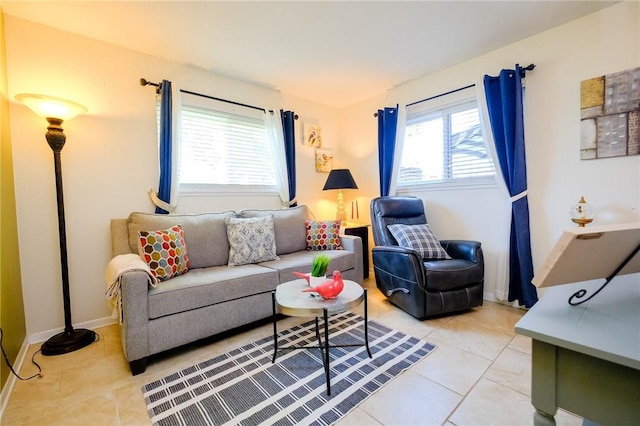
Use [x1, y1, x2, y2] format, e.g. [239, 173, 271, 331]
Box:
[109, 205, 363, 375]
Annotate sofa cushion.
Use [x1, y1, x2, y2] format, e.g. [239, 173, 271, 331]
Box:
[138, 225, 190, 282]
[225, 216, 278, 266]
[239, 205, 312, 255]
[387, 223, 451, 260]
[305, 219, 342, 250]
[128, 211, 235, 268]
[147, 264, 279, 319]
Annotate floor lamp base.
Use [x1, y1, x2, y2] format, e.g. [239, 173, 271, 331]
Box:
[41, 328, 97, 356]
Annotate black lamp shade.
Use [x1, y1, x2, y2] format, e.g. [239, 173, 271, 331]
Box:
[323, 169, 358, 190]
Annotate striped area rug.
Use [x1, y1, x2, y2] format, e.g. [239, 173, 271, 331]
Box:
[142, 311, 436, 426]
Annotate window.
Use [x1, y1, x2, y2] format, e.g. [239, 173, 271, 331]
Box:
[398, 89, 496, 189]
[177, 92, 277, 193]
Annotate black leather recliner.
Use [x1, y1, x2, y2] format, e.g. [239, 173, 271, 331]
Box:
[370, 196, 484, 319]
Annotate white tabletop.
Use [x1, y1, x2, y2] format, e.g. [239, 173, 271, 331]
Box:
[275, 279, 364, 317]
[515, 277, 640, 370]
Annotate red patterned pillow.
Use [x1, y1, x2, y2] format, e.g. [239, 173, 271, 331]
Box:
[138, 225, 190, 282]
[305, 219, 343, 251]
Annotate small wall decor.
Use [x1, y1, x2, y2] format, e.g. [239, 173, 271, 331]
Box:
[580, 66, 640, 159]
[315, 148, 333, 173]
[303, 123, 322, 147]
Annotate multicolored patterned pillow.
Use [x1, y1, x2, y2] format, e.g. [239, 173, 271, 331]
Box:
[305, 219, 343, 251]
[225, 216, 278, 266]
[138, 225, 190, 282]
[387, 223, 451, 260]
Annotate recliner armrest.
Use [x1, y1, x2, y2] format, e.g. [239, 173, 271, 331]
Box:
[372, 246, 425, 286]
[440, 240, 483, 264]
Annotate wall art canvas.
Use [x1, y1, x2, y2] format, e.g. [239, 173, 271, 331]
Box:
[580, 66, 640, 159]
[303, 123, 322, 147]
[315, 148, 333, 173]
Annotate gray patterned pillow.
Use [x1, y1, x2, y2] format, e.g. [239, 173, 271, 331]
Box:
[225, 216, 279, 266]
[387, 223, 451, 260]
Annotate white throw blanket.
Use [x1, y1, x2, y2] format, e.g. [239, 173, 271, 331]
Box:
[105, 253, 157, 323]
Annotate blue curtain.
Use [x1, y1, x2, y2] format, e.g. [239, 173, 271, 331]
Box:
[281, 110, 297, 207]
[377, 106, 398, 196]
[484, 65, 538, 308]
[156, 80, 172, 214]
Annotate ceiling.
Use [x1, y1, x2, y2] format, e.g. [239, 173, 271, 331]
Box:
[1, 1, 619, 108]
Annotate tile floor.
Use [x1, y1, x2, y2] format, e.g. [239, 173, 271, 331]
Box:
[2, 279, 583, 425]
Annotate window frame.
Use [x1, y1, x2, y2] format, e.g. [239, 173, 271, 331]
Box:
[397, 88, 498, 192]
[176, 92, 280, 196]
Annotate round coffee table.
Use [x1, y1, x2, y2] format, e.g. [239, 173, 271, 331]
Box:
[271, 278, 371, 396]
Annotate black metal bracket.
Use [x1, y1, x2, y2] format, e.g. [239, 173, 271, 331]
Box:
[568, 243, 640, 306]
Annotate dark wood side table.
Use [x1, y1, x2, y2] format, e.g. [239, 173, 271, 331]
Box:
[343, 224, 370, 278]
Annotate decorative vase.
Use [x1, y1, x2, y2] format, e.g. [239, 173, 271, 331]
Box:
[310, 275, 326, 287]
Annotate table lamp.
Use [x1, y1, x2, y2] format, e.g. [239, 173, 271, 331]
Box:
[322, 169, 358, 222]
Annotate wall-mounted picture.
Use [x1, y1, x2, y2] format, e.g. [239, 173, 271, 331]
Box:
[315, 148, 333, 173]
[580, 66, 640, 159]
[303, 123, 322, 147]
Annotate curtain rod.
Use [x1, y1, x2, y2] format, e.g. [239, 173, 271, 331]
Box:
[140, 78, 160, 88]
[140, 77, 298, 118]
[520, 63, 536, 75]
[406, 83, 476, 108]
[181, 88, 272, 114]
[140, 78, 161, 93]
[374, 63, 535, 116]
[373, 83, 476, 116]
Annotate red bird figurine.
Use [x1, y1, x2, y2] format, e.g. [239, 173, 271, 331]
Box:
[302, 270, 344, 299]
[293, 271, 311, 284]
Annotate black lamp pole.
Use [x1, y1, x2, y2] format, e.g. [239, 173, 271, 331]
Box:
[40, 117, 96, 355]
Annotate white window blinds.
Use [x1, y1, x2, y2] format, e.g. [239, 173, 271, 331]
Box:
[178, 93, 276, 189]
[399, 87, 496, 188]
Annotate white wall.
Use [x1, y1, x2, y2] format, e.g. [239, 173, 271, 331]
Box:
[4, 16, 323, 337]
[5, 1, 639, 338]
[279, 93, 342, 219]
[383, 1, 640, 300]
[274, 92, 384, 225]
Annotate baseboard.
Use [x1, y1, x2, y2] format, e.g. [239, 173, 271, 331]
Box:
[483, 291, 526, 309]
[0, 337, 29, 422]
[483, 291, 499, 303]
[27, 316, 117, 345]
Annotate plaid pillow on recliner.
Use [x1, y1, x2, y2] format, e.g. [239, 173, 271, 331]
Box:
[387, 223, 452, 260]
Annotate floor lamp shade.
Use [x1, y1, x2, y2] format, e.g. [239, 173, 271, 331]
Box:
[15, 94, 87, 121]
[16, 93, 96, 355]
[323, 169, 358, 222]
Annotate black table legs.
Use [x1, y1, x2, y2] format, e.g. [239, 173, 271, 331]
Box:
[271, 289, 371, 396]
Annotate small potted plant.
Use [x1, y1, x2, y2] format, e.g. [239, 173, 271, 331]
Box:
[310, 254, 330, 287]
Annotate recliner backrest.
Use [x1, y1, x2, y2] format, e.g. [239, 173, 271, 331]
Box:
[370, 196, 428, 246]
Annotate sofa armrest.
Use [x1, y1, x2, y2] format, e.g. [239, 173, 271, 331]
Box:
[110, 219, 132, 257]
[339, 234, 363, 284]
[440, 240, 483, 265]
[119, 270, 151, 362]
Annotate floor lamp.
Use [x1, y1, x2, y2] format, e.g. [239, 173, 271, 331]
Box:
[16, 93, 97, 355]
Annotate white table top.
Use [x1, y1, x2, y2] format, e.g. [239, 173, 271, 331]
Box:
[515, 277, 640, 370]
[275, 279, 364, 317]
